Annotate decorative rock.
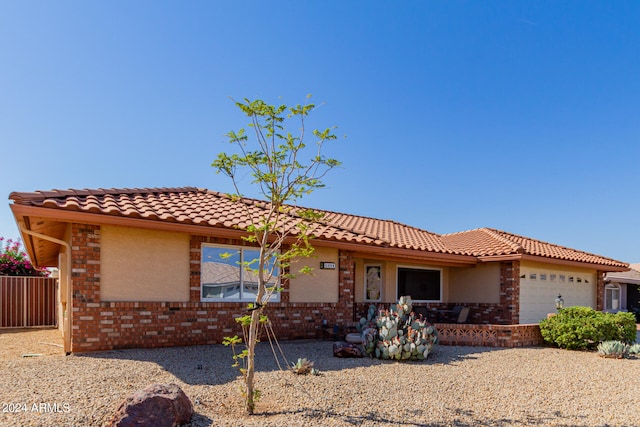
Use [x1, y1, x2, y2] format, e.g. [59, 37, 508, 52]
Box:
[333, 341, 363, 358]
[110, 383, 193, 427]
[345, 332, 363, 344]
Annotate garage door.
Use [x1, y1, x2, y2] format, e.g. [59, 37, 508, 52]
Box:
[519, 269, 595, 324]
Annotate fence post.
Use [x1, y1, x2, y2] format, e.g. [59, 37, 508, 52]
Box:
[23, 277, 28, 327]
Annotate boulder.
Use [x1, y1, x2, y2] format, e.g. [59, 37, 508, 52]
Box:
[345, 332, 363, 344]
[333, 341, 363, 358]
[110, 383, 193, 427]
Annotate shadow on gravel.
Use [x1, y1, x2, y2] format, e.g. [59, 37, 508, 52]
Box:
[74, 340, 513, 387]
[239, 405, 591, 427]
[184, 412, 213, 427]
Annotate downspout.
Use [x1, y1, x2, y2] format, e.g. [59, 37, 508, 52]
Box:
[19, 226, 72, 355]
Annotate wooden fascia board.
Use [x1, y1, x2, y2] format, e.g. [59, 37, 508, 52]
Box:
[11, 213, 39, 265]
[347, 246, 477, 266]
[478, 253, 628, 272]
[351, 251, 478, 267]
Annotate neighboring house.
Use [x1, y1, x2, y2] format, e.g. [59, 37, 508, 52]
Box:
[604, 264, 640, 316]
[9, 187, 628, 353]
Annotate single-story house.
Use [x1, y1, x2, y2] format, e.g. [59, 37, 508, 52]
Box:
[604, 264, 640, 317]
[9, 187, 629, 353]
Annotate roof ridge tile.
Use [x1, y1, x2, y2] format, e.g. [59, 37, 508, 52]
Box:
[481, 228, 525, 254]
[487, 228, 626, 265]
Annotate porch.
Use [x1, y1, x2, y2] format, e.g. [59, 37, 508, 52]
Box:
[352, 302, 544, 348]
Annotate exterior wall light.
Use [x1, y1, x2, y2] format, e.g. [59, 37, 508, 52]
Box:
[554, 294, 564, 311]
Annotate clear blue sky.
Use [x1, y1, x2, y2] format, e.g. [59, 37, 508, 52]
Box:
[1, 1, 638, 263]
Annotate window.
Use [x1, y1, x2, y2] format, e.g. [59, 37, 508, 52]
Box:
[201, 244, 279, 302]
[397, 267, 441, 302]
[365, 265, 382, 301]
[604, 284, 620, 311]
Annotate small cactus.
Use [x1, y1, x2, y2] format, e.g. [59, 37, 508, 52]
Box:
[291, 357, 315, 374]
[629, 343, 640, 355]
[597, 341, 629, 359]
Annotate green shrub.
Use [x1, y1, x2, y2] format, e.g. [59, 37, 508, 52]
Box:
[539, 307, 637, 350]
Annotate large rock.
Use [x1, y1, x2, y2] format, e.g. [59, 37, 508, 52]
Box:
[110, 383, 193, 427]
[333, 341, 363, 358]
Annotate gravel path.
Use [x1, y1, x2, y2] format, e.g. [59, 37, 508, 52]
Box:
[0, 328, 639, 427]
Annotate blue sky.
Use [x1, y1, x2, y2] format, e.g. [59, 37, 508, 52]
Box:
[1, 1, 638, 263]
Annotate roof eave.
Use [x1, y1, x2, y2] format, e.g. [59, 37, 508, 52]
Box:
[346, 246, 477, 267]
[11, 209, 39, 266]
[478, 253, 628, 271]
[11, 204, 480, 266]
[606, 278, 640, 285]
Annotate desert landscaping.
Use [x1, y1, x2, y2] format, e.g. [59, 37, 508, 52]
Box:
[1, 328, 639, 427]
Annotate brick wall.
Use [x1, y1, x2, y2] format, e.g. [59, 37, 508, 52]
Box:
[70, 228, 358, 352]
[436, 323, 543, 347]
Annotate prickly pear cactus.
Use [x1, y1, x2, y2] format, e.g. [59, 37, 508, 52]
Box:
[357, 304, 378, 333]
[370, 296, 438, 361]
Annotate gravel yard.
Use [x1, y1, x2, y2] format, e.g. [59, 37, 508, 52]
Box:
[1, 328, 639, 427]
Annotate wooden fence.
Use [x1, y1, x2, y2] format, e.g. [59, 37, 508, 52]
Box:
[0, 276, 57, 328]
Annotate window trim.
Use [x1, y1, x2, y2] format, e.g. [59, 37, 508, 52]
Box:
[396, 265, 443, 303]
[200, 243, 280, 303]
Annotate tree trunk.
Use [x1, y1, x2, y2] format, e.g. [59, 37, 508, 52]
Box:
[244, 307, 260, 414]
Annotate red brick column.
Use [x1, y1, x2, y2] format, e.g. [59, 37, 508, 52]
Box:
[70, 224, 102, 351]
[498, 261, 520, 324]
[596, 270, 605, 311]
[337, 250, 356, 327]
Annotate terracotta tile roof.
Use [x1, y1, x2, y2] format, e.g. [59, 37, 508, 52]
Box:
[317, 211, 450, 252]
[441, 228, 627, 268]
[9, 187, 452, 254]
[9, 187, 628, 268]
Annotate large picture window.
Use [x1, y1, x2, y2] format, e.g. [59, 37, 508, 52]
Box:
[201, 244, 279, 302]
[397, 266, 441, 302]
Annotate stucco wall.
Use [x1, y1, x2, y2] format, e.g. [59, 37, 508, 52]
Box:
[449, 263, 500, 303]
[100, 225, 190, 301]
[288, 246, 339, 303]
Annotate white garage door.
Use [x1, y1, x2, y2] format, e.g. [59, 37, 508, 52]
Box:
[519, 269, 595, 324]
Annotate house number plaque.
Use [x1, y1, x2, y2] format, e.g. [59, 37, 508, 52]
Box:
[320, 262, 336, 270]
